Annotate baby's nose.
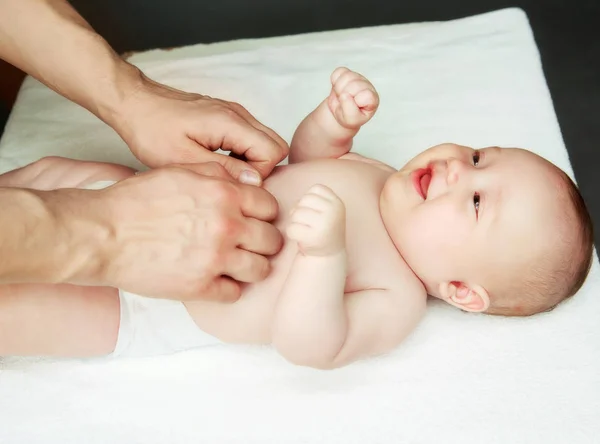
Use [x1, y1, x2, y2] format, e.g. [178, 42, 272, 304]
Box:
[446, 157, 470, 185]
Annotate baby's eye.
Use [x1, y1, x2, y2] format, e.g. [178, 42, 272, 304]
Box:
[473, 192, 480, 216]
[472, 150, 481, 167]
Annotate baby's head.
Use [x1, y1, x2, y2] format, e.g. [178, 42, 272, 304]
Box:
[380, 143, 594, 316]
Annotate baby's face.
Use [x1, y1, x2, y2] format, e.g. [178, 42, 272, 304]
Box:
[380, 143, 562, 307]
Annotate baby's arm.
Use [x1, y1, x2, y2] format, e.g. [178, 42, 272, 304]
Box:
[271, 185, 414, 369]
[289, 67, 379, 164]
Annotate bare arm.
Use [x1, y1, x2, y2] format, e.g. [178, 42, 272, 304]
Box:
[0, 187, 110, 285]
[0, 160, 283, 301]
[271, 185, 414, 369]
[271, 251, 411, 369]
[0, 0, 288, 176]
[0, 0, 136, 128]
[289, 67, 379, 164]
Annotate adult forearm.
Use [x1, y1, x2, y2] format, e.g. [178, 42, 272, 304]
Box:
[0, 187, 110, 285]
[0, 0, 140, 127]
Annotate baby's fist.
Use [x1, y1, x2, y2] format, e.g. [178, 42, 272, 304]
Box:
[286, 185, 346, 256]
[327, 67, 379, 129]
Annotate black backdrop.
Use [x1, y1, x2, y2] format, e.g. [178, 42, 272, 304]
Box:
[10, 0, 600, 248]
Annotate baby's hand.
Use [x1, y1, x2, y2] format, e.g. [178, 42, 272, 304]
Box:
[286, 185, 346, 256]
[327, 67, 379, 130]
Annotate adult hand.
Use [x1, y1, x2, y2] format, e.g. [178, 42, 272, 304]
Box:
[92, 162, 283, 301]
[0, 1, 288, 185]
[113, 74, 289, 184]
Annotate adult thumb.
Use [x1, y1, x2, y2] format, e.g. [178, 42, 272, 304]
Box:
[177, 140, 263, 186]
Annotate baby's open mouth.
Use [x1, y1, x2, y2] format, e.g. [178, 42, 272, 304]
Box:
[412, 167, 432, 200]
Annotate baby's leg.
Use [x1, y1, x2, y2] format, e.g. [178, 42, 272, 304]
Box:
[0, 284, 119, 357]
[0, 157, 133, 357]
[0, 156, 136, 190]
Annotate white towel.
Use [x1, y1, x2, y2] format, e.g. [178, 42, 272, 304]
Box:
[1, 8, 598, 444]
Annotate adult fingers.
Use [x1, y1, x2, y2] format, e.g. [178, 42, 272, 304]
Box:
[198, 276, 242, 303]
[222, 249, 271, 283]
[236, 182, 280, 221]
[237, 217, 283, 256]
[171, 161, 236, 182]
[216, 103, 289, 178]
[179, 140, 264, 186]
[227, 101, 289, 156]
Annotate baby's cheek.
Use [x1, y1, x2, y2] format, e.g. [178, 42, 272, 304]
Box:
[422, 205, 470, 248]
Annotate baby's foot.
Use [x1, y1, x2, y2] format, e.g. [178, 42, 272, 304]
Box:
[0, 156, 136, 190]
[326, 67, 379, 130]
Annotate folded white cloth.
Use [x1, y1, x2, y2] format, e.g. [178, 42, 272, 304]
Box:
[1, 8, 598, 444]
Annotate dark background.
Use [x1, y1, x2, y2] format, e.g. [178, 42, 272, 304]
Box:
[1, 0, 599, 247]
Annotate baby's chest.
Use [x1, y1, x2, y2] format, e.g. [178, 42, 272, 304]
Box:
[264, 160, 407, 289]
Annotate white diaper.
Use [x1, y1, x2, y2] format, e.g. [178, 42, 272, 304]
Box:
[112, 290, 221, 357]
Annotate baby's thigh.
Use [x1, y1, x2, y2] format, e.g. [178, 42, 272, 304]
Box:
[44, 156, 137, 189]
[2, 156, 136, 190]
[0, 283, 120, 357]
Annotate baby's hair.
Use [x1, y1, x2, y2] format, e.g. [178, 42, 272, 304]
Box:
[487, 168, 594, 317]
[560, 171, 594, 300]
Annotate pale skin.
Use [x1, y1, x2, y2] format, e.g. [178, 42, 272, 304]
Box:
[0, 0, 289, 301]
[0, 67, 564, 368]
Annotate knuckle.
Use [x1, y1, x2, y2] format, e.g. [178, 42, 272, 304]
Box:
[191, 280, 216, 301]
[209, 180, 238, 203]
[203, 246, 226, 274]
[213, 215, 241, 240]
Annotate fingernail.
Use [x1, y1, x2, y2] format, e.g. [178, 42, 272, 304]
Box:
[240, 170, 261, 185]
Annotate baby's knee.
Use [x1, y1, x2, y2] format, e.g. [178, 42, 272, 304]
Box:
[94, 163, 137, 182]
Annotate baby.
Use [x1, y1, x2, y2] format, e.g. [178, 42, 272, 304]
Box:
[0, 68, 594, 369]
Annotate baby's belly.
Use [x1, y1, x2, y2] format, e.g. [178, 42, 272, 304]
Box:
[185, 159, 392, 344]
[184, 231, 299, 344]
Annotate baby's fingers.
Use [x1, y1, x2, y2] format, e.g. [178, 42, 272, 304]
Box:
[286, 222, 312, 243]
[354, 89, 379, 112]
[335, 93, 364, 128]
[330, 67, 351, 86]
[332, 70, 366, 95]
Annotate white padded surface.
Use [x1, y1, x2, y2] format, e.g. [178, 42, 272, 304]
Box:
[0, 8, 598, 444]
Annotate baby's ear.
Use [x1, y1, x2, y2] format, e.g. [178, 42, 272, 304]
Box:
[438, 281, 490, 313]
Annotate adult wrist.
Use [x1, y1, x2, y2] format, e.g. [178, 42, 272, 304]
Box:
[93, 58, 146, 133]
[33, 188, 114, 286]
